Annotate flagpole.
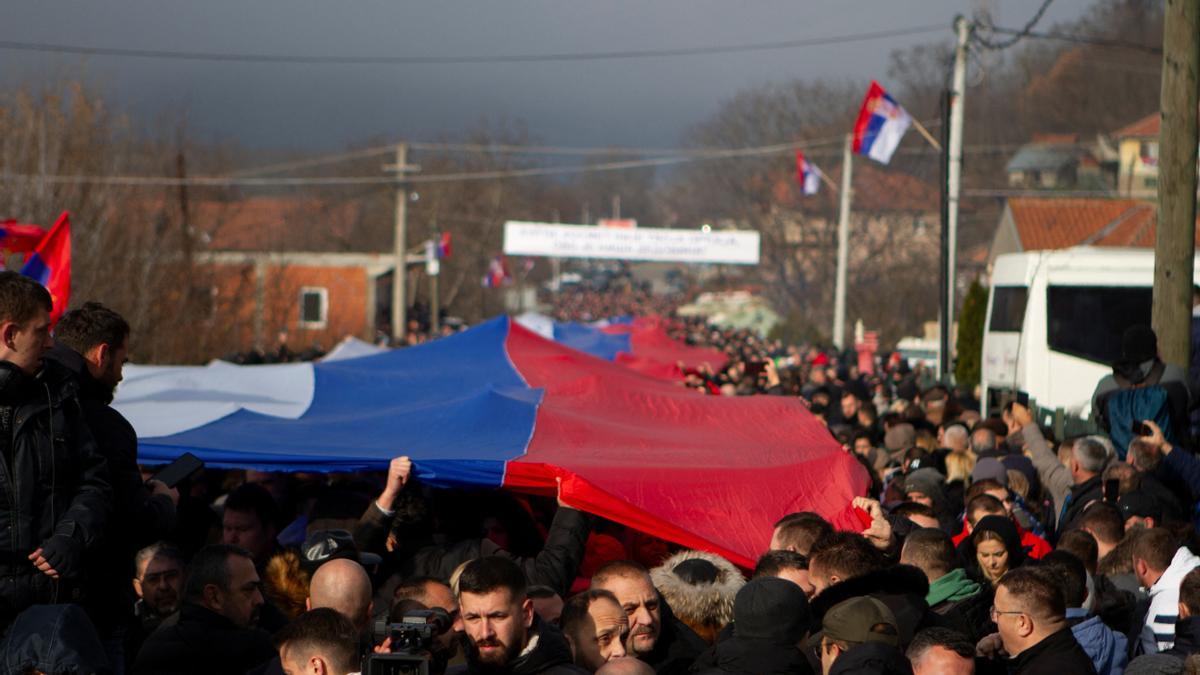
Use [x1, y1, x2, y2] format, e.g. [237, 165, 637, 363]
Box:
[833, 133, 853, 351]
[943, 15, 970, 382]
[910, 119, 943, 152]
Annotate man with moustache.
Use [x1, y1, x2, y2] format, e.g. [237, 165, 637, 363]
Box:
[590, 561, 706, 675]
[450, 556, 585, 674]
[126, 542, 186, 661]
[133, 545, 275, 675]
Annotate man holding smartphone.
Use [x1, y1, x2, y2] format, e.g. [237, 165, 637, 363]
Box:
[48, 301, 178, 672]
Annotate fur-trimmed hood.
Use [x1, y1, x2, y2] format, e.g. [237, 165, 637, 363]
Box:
[651, 550, 745, 629]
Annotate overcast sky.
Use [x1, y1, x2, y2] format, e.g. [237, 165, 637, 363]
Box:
[5, 1, 1094, 154]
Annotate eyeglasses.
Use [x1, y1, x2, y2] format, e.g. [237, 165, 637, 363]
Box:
[139, 569, 182, 585]
[990, 606, 1025, 620]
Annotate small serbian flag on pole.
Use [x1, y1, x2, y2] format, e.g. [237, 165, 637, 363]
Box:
[482, 256, 510, 288]
[437, 231, 452, 259]
[795, 152, 820, 196]
[852, 80, 912, 164]
[0, 220, 50, 253]
[20, 211, 71, 324]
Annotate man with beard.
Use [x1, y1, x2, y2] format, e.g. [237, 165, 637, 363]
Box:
[590, 561, 707, 675]
[50, 302, 179, 670]
[133, 544, 275, 675]
[126, 542, 186, 661]
[450, 556, 585, 674]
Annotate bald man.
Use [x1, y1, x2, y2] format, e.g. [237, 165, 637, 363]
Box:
[595, 657, 655, 675]
[308, 559, 374, 632]
[254, 560, 374, 675]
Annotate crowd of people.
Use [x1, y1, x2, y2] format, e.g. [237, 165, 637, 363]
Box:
[4, 277, 1200, 675]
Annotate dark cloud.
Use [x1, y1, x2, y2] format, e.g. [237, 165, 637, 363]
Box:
[4, 0, 1092, 151]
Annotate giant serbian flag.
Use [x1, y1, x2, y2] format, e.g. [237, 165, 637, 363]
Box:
[116, 318, 867, 566]
[20, 212, 71, 324]
[852, 80, 912, 164]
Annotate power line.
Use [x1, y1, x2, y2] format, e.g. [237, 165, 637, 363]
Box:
[974, 0, 1056, 50]
[0, 24, 945, 66]
[233, 141, 727, 178]
[0, 136, 850, 188]
[989, 27, 1162, 55]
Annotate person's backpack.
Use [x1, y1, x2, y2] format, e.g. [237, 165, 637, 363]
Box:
[1103, 361, 1177, 460]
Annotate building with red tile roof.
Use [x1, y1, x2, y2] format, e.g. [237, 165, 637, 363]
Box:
[990, 196, 1200, 265]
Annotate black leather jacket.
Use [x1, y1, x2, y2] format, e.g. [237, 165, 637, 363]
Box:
[0, 358, 111, 628]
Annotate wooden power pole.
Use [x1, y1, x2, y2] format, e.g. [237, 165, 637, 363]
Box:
[1153, 0, 1199, 367]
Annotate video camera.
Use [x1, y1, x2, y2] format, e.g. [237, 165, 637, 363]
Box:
[363, 608, 452, 675]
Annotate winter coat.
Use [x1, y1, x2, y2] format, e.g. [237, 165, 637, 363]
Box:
[809, 565, 950, 650]
[447, 620, 587, 674]
[926, 567, 995, 642]
[1008, 626, 1098, 675]
[0, 603, 111, 675]
[690, 637, 814, 675]
[641, 598, 710, 675]
[828, 642, 912, 675]
[45, 343, 176, 637]
[355, 501, 590, 597]
[132, 603, 275, 675]
[1019, 423, 1094, 532]
[1142, 547, 1200, 654]
[0, 359, 111, 630]
[652, 550, 744, 645]
[1093, 359, 1192, 447]
[1068, 608, 1129, 675]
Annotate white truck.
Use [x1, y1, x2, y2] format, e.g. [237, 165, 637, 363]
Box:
[982, 247, 1198, 418]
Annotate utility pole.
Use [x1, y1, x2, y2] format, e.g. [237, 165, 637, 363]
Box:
[833, 133, 853, 350]
[943, 15, 970, 382]
[939, 89, 952, 382]
[426, 238, 441, 335]
[1154, 0, 1200, 367]
[385, 143, 419, 344]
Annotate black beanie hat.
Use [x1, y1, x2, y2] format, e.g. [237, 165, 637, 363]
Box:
[733, 576, 809, 644]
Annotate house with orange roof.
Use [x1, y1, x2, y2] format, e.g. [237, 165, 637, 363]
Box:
[989, 195, 1200, 266]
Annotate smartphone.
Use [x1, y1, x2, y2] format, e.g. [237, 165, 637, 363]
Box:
[151, 452, 205, 489]
[1103, 478, 1121, 504]
[1131, 420, 1151, 437]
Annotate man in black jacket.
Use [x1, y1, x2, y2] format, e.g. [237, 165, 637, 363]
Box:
[0, 272, 111, 631]
[982, 567, 1096, 674]
[48, 301, 178, 668]
[591, 560, 707, 675]
[133, 544, 275, 675]
[449, 556, 586, 674]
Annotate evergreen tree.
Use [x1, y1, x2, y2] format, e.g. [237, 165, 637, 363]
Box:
[955, 278, 988, 387]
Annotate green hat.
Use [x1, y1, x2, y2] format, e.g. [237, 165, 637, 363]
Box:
[822, 597, 899, 647]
